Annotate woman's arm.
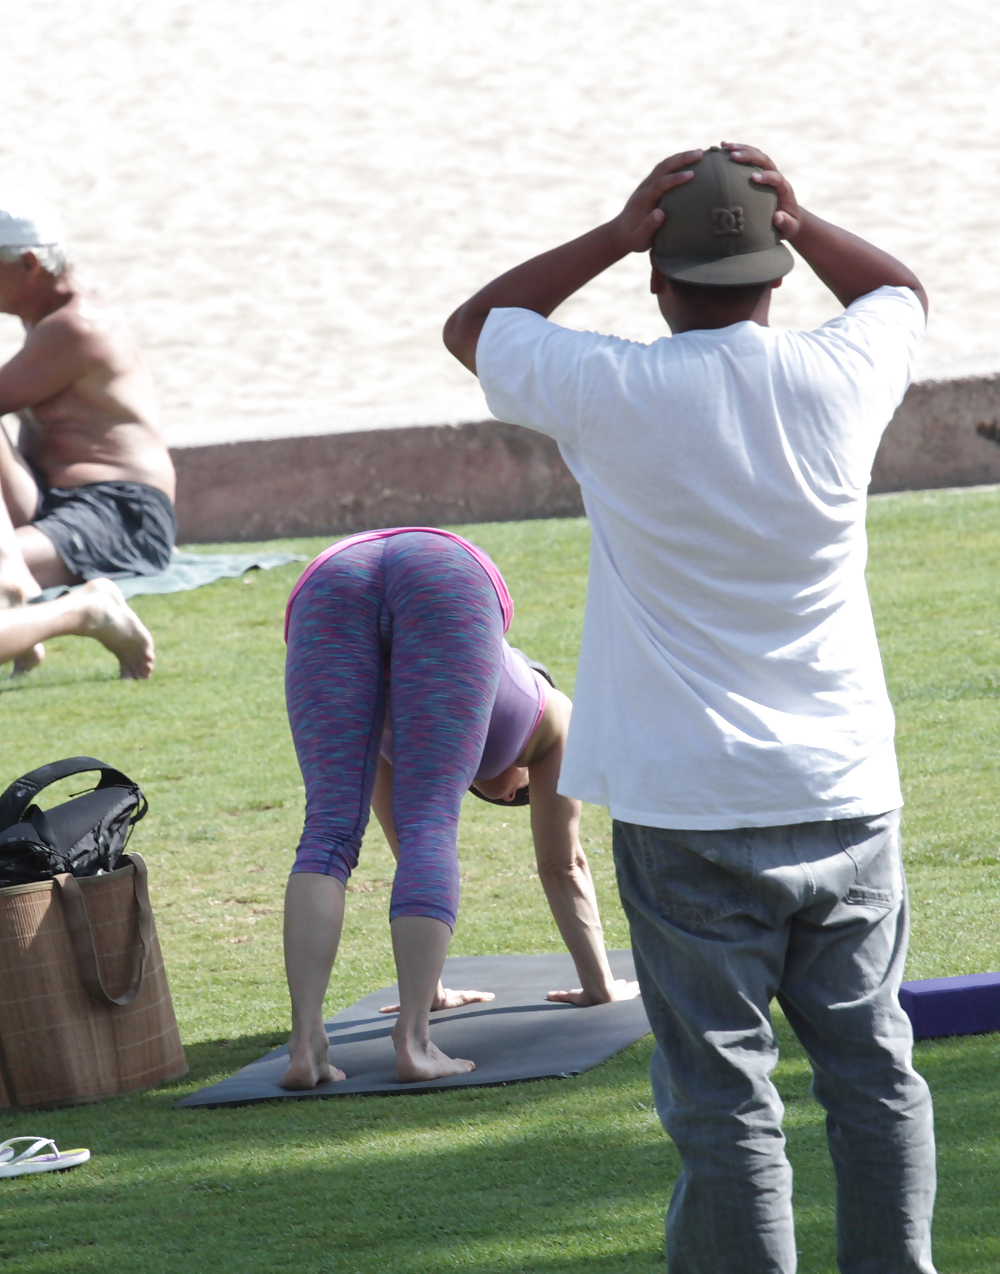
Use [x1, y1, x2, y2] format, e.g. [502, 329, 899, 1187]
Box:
[528, 690, 639, 1005]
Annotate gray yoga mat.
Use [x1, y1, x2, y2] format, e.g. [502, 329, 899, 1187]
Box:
[36, 550, 305, 602]
[176, 950, 649, 1108]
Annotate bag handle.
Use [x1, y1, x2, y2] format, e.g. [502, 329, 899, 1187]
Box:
[0, 757, 144, 833]
[54, 853, 153, 1007]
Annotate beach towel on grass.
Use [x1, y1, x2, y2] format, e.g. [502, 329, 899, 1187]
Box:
[36, 551, 306, 603]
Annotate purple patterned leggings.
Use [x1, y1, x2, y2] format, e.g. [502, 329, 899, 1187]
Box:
[285, 532, 504, 929]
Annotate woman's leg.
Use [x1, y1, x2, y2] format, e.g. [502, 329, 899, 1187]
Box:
[281, 544, 387, 1089]
[390, 915, 467, 1081]
[0, 484, 40, 609]
[282, 874, 347, 1086]
[382, 533, 504, 1080]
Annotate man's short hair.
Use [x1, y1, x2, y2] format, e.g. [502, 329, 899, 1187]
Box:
[0, 243, 71, 277]
[667, 277, 773, 307]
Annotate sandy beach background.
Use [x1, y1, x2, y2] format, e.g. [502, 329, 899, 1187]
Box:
[1, 0, 998, 448]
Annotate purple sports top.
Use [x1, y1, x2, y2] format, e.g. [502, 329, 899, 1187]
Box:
[286, 527, 546, 781]
[381, 638, 547, 781]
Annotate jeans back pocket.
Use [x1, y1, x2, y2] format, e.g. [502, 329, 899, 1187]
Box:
[635, 826, 754, 924]
[836, 810, 902, 909]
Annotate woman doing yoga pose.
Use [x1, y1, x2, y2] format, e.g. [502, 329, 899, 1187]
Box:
[282, 527, 637, 1088]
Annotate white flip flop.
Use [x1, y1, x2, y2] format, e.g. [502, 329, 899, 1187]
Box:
[0, 1137, 90, 1178]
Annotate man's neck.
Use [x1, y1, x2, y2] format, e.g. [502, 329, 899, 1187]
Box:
[17, 274, 76, 328]
[666, 295, 773, 335]
[653, 273, 776, 335]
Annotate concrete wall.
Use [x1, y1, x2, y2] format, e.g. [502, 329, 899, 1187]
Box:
[869, 372, 1000, 493]
[172, 420, 584, 542]
[172, 373, 1000, 543]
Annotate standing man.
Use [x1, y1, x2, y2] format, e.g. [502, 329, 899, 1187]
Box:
[0, 188, 175, 668]
[443, 145, 935, 1272]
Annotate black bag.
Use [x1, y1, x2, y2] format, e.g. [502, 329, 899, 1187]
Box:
[0, 757, 147, 889]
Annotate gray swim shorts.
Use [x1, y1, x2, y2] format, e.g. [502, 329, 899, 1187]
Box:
[32, 480, 177, 581]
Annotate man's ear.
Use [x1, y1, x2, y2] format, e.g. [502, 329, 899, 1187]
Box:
[650, 260, 668, 295]
[20, 251, 39, 274]
[771, 277, 782, 290]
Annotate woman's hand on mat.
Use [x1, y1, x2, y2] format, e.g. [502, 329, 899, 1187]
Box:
[608, 149, 703, 254]
[379, 982, 496, 1014]
[546, 978, 641, 1007]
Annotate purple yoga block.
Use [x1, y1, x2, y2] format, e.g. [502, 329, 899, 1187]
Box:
[899, 972, 1000, 1040]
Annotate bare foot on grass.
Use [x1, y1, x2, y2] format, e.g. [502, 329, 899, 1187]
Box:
[11, 643, 45, 676]
[280, 1032, 345, 1089]
[393, 1033, 475, 1083]
[78, 579, 155, 679]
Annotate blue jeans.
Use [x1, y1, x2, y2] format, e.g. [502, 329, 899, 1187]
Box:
[613, 811, 936, 1274]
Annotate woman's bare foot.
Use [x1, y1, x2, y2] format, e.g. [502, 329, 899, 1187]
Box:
[279, 1031, 345, 1090]
[11, 643, 44, 676]
[393, 1031, 475, 1083]
[77, 579, 155, 679]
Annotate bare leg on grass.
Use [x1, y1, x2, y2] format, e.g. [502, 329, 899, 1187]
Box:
[391, 915, 475, 1083]
[0, 431, 86, 672]
[0, 577, 154, 678]
[0, 488, 39, 610]
[281, 882, 475, 1087]
[0, 476, 45, 671]
[281, 872, 347, 1089]
[0, 418, 42, 529]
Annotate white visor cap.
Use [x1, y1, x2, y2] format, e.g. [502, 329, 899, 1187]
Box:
[0, 187, 66, 249]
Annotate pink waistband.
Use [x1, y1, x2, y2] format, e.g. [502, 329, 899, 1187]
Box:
[284, 527, 514, 640]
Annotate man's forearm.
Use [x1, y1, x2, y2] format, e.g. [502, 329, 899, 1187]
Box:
[790, 209, 928, 315]
[443, 221, 626, 373]
[444, 149, 702, 372]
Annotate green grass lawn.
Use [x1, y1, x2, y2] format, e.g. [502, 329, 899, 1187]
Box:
[0, 492, 998, 1271]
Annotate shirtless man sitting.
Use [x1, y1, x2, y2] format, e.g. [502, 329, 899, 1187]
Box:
[0, 188, 175, 673]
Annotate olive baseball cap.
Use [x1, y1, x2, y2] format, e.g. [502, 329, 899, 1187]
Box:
[651, 146, 793, 286]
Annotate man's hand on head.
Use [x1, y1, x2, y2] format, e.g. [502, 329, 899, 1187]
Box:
[723, 141, 927, 315]
[722, 143, 803, 240]
[608, 149, 703, 255]
[443, 147, 702, 376]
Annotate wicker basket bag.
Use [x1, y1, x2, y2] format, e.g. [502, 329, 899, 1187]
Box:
[0, 853, 187, 1110]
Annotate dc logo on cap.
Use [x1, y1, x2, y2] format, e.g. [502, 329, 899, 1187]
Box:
[710, 207, 745, 236]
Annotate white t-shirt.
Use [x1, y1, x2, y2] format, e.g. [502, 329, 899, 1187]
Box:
[477, 286, 925, 829]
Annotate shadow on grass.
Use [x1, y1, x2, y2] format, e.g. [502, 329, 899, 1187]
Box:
[2, 1045, 683, 1273]
[177, 1032, 290, 1087]
[0, 668, 118, 695]
[1, 1031, 997, 1273]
